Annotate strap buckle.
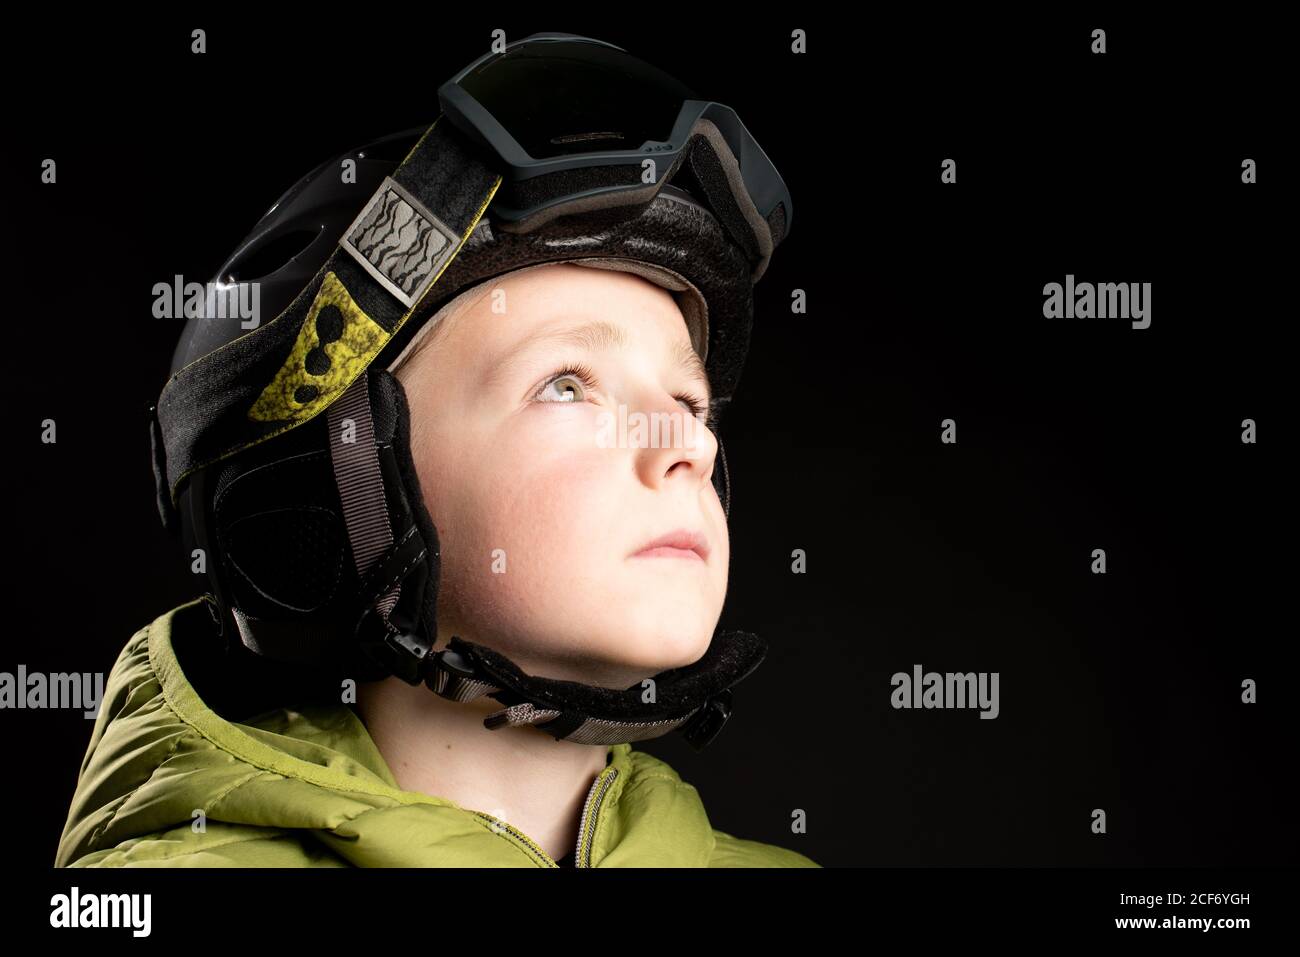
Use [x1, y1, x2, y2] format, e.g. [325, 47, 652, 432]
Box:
[356, 607, 430, 685]
[425, 644, 503, 703]
[679, 689, 734, 751]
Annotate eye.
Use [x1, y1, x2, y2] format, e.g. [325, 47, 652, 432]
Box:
[534, 363, 598, 404]
[677, 392, 707, 418]
[676, 390, 720, 431]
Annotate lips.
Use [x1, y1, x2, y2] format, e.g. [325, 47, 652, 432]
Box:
[630, 527, 709, 562]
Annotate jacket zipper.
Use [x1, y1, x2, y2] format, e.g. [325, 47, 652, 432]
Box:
[471, 764, 619, 868]
[573, 766, 618, 868]
[471, 811, 557, 867]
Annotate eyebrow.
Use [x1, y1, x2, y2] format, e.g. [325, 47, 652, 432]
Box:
[486, 318, 711, 400]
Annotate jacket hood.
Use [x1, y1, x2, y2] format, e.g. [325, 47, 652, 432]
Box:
[56, 597, 817, 868]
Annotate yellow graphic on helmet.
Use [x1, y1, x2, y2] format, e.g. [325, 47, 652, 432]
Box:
[247, 271, 387, 423]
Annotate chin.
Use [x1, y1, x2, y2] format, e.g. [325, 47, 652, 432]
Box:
[614, 613, 716, 677]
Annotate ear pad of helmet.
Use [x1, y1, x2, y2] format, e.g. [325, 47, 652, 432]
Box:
[202, 369, 441, 680]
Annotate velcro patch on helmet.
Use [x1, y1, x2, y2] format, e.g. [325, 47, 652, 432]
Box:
[248, 271, 387, 424]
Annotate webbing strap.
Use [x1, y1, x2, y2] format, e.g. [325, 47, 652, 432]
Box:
[428, 667, 504, 704]
[483, 703, 696, 745]
[327, 375, 402, 624]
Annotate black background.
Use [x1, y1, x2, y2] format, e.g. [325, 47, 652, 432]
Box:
[4, 11, 1292, 873]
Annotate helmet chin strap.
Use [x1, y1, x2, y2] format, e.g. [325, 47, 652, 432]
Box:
[423, 628, 768, 750]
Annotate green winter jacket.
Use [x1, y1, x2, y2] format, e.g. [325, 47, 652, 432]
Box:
[55, 597, 818, 868]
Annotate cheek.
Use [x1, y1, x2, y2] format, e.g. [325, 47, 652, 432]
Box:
[423, 413, 622, 618]
[483, 429, 621, 585]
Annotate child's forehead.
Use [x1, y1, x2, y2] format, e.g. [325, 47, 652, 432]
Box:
[492, 260, 708, 359]
[480, 294, 705, 387]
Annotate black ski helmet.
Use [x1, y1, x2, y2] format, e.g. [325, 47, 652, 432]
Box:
[149, 32, 792, 750]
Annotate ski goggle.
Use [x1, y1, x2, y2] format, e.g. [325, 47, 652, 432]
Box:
[436, 31, 792, 282]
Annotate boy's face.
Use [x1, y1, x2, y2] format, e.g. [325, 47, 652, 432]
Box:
[396, 262, 728, 690]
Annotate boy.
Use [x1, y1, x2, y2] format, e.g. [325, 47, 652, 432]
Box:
[56, 33, 813, 867]
[54, 262, 817, 868]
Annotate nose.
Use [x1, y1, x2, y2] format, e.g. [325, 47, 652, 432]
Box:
[630, 389, 718, 494]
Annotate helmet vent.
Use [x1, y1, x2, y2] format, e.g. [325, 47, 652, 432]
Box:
[230, 227, 322, 282]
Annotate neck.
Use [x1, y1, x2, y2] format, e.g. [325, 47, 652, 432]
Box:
[353, 672, 609, 863]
